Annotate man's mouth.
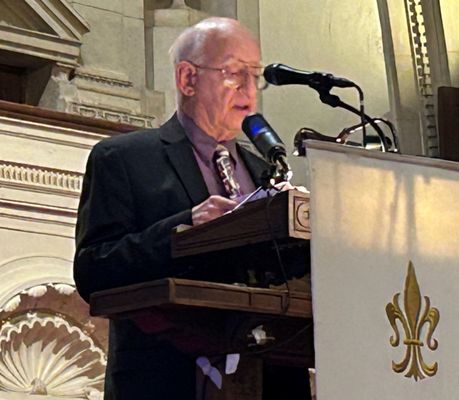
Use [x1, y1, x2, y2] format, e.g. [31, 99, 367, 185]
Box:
[233, 105, 251, 112]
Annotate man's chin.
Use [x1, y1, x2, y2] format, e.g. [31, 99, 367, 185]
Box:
[231, 112, 253, 130]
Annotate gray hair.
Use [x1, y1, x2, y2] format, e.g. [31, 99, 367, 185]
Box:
[169, 17, 245, 65]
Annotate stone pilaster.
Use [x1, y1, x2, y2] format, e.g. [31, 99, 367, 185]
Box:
[145, 1, 208, 120]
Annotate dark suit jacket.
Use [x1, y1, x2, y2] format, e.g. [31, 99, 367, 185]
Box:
[74, 114, 268, 399]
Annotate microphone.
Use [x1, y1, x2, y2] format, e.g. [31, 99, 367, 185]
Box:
[242, 113, 292, 181]
[264, 63, 355, 90]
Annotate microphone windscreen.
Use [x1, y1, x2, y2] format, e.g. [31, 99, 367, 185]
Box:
[263, 63, 283, 85]
[242, 113, 286, 164]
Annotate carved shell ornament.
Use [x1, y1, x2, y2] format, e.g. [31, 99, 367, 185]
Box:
[0, 283, 107, 399]
[0, 313, 106, 397]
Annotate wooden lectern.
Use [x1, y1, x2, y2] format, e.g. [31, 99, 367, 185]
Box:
[90, 189, 314, 399]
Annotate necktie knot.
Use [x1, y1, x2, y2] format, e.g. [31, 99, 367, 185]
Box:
[214, 144, 241, 199]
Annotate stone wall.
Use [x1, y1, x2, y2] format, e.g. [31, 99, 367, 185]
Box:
[0, 101, 136, 398]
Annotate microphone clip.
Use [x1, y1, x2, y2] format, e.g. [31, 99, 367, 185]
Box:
[260, 159, 292, 189]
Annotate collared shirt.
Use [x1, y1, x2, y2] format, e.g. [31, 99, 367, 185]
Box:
[177, 111, 256, 197]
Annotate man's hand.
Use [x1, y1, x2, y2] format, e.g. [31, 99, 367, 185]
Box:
[275, 181, 309, 193]
[192, 195, 238, 226]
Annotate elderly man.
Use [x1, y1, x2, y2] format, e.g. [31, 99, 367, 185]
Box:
[74, 17, 273, 399]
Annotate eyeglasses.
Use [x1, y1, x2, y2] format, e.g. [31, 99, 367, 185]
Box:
[190, 61, 268, 91]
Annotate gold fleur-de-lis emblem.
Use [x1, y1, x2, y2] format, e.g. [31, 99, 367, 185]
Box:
[385, 261, 440, 381]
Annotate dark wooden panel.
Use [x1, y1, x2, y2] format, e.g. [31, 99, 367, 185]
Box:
[0, 65, 25, 103]
[438, 86, 459, 161]
[90, 278, 313, 365]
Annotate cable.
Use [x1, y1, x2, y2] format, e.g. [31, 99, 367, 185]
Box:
[355, 84, 367, 148]
[318, 91, 390, 152]
[264, 187, 291, 313]
[200, 375, 209, 400]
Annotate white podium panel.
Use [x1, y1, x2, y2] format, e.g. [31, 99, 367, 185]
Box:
[307, 142, 459, 399]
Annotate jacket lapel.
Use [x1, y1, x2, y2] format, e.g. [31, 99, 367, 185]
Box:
[160, 114, 269, 202]
[160, 115, 209, 205]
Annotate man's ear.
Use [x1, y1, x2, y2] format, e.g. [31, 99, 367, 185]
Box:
[176, 61, 197, 97]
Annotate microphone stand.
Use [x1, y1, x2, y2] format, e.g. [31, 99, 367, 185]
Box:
[317, 89, 390, 152]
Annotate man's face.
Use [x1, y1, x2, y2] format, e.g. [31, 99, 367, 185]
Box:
[186, 30, 261, 141]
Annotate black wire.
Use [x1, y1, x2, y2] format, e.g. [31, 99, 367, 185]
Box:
[200, 375, 209, 400]
[355, 85, 366, 148]
[373, 117, 400, 153]
[209, 320, 314, 359]
[264, 186, 291, 313]
[318, 91, 390, 152]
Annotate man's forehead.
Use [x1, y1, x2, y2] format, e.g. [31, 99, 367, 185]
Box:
[203, 35, 261, 65]
[218, 56, 263, 68]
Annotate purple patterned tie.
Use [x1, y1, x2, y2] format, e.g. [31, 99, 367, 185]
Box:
[214, 144, 241, 199]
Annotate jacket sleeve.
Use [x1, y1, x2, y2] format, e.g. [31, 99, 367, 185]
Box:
[73, 142, 193, 303]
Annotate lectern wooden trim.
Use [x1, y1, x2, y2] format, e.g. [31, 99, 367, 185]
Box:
[90, 278, 312, 319]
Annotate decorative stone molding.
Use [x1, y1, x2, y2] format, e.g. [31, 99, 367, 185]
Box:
[68, 103, 158, 129]
[404, 0, 438, 156]
[0, 199, 77, 238]
[0, 256, 75, 306]
[0, 160, 82, 238]
[73, 70, 134, 89]
[1, 283, 75, 313]
[0, 160, 83, 195]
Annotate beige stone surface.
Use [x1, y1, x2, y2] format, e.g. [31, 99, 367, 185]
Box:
[74, 5, 124, 72]
[152, 26, 186, 117]
[260, 0, 391, 156]
[62, 0, 162, 124]
[122, 17, 147, 87]
[201, 0, 237, 18]
[69, 0, 143, 19]
[441, 1, 459, 87]
[147, 7, 209, 121]
[236, 0, 260, 40]
[0, 118, 104, 169]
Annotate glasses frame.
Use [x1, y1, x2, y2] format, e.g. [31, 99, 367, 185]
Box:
[188, 61, 268, 91]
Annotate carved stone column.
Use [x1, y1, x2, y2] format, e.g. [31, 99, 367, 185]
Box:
[377, 0, 450, 156]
